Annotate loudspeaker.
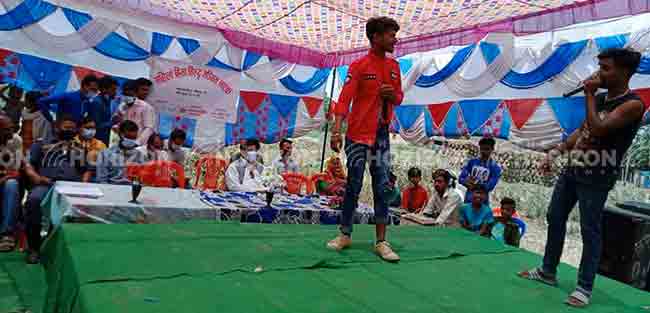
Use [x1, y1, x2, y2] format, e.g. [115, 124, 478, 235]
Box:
[599, 202, 650, 291]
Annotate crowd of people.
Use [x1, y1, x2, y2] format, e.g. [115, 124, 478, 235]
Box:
[0, 76, 187, 264]
[394, 137, 521, 247]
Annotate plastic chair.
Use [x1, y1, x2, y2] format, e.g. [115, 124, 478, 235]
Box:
[193, 155, 228, 191]
[129, 161, 186, 188]
[281, 173, 308, 195]
[492, 207, 521, 219]
[307, 173, 330, 194]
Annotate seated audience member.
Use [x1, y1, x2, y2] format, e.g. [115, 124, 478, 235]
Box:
[0, 85, 24, 129]
[230, 140, 264, 164]
[0, 115, 22, 252]
[138, 133, 168, 162]
[86, 76, 118, 146]
[272, 139, 299, 174]
[96, 120, 146, 185]
[491, 197, 521, 247]
[400, 167, 429, 213]
[459, 137, 502, 204]
[164, 128, 187, 166]
[386, 171, 401, 207]
[74, 117, 107, 181]
[23, 114, 90, 264]
[459, 185, 494, 236]
[422, 169, 462, 227]
[317, 156, 347, 196]
[226, 139, 264, 192]
[38, 74, 99, 123]
[20, 91, 51, 152]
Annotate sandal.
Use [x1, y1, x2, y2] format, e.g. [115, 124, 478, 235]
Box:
[565, 289, 591, 308]
[0, 235, 16, 252]
[25, 251, 40, 265]
[518, 267, 559, 287]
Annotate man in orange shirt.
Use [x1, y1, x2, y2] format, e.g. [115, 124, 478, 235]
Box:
[327, 16, 403, 262]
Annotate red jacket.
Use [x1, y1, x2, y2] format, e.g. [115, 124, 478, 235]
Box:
[334, 52, 403, 146]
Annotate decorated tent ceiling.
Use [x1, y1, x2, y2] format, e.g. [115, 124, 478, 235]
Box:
[56, 0, 650, 66]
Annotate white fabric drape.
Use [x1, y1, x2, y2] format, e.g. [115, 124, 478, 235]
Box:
[227, 45, 244, 70]
[123, 24, 151, 52]
[509, 102, 563, 150]
[401, 52, 435, 92]
[243, 59, 296, 83]
[20, 16, 119, 53]
[186, 39, 224, 65]
[442, 33, 515, 98]
[398, 113, 430, 145]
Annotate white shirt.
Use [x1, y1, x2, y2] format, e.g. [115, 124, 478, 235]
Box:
[271, 156, 299, 175]
[117, 99, 157, 145]
[225, 159, 264, 192]
[423, 187, 462, 227]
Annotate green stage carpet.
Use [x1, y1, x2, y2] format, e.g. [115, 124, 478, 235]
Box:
[0, 252, 46, 313]
[37, 223, 649, 313]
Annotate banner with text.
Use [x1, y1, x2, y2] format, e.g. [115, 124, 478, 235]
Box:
[148, 58, 240, 124]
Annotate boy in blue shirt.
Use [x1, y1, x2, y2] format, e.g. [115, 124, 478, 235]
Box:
[459, 185, 494, 236]
[459, 137, 501, 203]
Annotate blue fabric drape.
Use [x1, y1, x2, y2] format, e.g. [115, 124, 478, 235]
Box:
[414, 44, 475, 88]
[177, 37, 200, 55]
[279, 68, 331, 94]
[242, 51, 262, 70]
[398, 58, 413, 74]
[595, 34, 628, 50]
[0, 0, 57, 30]
[480, 42, 500, 64]
[178, 37, 241, 70]
[63, 8, 149, 61]
[500, 40, 588, 89]
[151, 32, 174, 56]
[16, 53, 71, 92]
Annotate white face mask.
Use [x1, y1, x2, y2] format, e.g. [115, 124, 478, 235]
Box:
[80, 128, 96, 140]
[122, 96, 136, 106]
[246, 151, 258, 163]
[170, 143, 181, 150]
[86, 91, 99, 99]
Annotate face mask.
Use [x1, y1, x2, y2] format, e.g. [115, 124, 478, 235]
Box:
[170, 143, 181, 151]
[86, 91, 99, 99]
[246, 151, 258, 163]
[122, 96, 136, 106]
[80, 128, 96, 140]
[120, 138, 139, 149]
[59, 129, 77, 141]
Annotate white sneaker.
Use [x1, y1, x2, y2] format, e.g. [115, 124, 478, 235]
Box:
[375, 241, 400, 262]
[327, 235, 352, 251]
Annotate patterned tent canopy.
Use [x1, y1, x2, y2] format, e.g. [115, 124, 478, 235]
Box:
[70, 0, 650, 66]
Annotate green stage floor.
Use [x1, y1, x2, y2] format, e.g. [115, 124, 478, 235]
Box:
[5, 222, 650, 313]
[0, 252, 46, 313]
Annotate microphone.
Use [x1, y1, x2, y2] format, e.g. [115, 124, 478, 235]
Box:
[563, 85, 584, 98]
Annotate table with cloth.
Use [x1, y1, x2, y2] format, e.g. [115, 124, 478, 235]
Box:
[43, 181, 399, 226]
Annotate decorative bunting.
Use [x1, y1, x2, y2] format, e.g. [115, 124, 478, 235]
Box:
[301, 97, 323, 118]
[73, 66, 105, 80]
[428, 102, 454, 128]
[394, 106, 424, 130]
[504, 99, 543, 129]
[546, 97, 585, 135]
[458, 100, 501, 134]
[240, 91, 268, 113]
[269, 94, 300, 119]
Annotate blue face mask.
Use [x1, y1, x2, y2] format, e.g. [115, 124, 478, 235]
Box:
[120, 137, 138, 149]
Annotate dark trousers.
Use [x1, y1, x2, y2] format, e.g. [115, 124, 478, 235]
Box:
[542, 171, 611, 292]
[340, 127, 391, 235]
[25, 185, 51, 252]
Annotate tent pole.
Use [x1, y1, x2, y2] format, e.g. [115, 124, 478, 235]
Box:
[320, 67, 337, 173]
